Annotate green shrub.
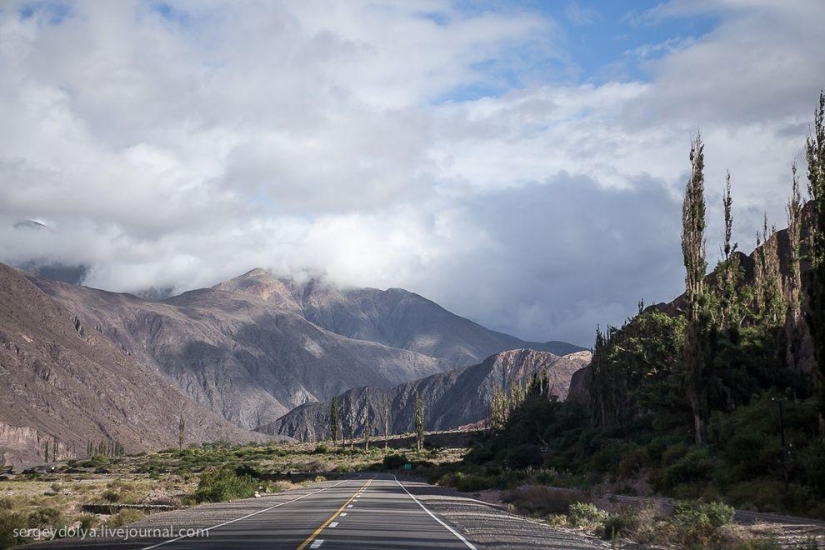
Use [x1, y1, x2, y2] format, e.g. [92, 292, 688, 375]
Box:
[673, 500, 734, 528]
[194, 468, 257, 503]
[505, 486, 583, 516]
[106, 509, 145, 528]
[0, 510, 29, 549]
[801, 440, 825, 496]
[451, 472, 494, 493]
[663, 448, 715, 490]
[101, 489, 120, 503]
[617, 446, 648, 478]
[313, 444, 330, 455]
[504, 444, 544, 470]
[665, 500, 735, 548]
[590, 442, 623, 474]
[78, 514, 100, 531]
[567, 502, 607, 528]
[382, 454, 407, 470]
[233, 464, 262, 479]
[598, 508, 638, 540]
[27, 506, 62, 528]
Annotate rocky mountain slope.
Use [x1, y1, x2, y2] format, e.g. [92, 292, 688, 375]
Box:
[24, 268, 582, 430]
[264, 349, 591, 441]
[28, 275, 451, 431]
[215, 269, 583, 365]
[0, 263, 266, 468]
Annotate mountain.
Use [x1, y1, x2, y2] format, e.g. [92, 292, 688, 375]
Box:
[264, 349, 592, 441]
[1, 263, 583, 459]
[28, 275, 451, 431]
[0, 263, 267, 468]
[215, 268, 583, 365]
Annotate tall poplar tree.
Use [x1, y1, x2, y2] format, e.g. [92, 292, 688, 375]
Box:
[786, 163, 804, 370]
[382, 394, 391, 452]
[758, 216, 784, 328]
[178, 412, 185, 450]
[415, 393, 425, 452]
[348, 398, 356, 450]
[330, 396, 339, 448]
[787, 162, 804, 319]
[682, 134, 709, 445]
[803, 91, 825, 434]
[716, 171, 741, 330]
[363, 403, 372, 450]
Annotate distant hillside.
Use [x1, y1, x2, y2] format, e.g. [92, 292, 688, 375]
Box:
[216, 268, 583, 365]
[0, 266, 578, 452]
[0, 263, 267, 468]
[29, 275, 450, 430]
[263, 349, 591, 441]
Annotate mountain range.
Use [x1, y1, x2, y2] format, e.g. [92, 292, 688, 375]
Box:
[0, 263, 584, 466]
[265, 348, 592, 442]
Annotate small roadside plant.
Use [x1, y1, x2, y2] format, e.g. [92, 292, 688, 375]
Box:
[567, 502, 607, 529]
[194, 467, 257, 503]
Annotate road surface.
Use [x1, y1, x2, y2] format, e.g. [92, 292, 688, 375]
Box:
[24, 474, 607, 549]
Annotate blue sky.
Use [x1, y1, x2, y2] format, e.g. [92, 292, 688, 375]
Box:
[435, 1, 719, 102]
[1, 1, 824, 346]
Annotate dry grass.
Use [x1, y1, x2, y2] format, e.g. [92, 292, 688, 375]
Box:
[0, 436, 470, 547]
[0, 473, 195, 543]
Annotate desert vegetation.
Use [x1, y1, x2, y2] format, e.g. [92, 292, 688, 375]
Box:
[0, 434, 467, 549]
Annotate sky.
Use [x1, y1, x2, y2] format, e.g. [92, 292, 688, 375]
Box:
[0, 0, 823, 347]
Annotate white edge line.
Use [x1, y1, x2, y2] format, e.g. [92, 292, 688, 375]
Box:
[392, 475, 477, 550]
[141, 477, 355, 550]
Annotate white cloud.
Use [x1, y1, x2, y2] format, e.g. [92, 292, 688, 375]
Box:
[0, 0, 823, 347]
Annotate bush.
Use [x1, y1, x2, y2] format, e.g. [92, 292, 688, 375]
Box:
[382, 454, 407, 470]
[27, 506, 62, 528]
[673, 500, 734, 529]
[106, 509, 145, 528]
[194, 468, 257, 503]
[802, 440, 825, 496]
[598, 508, 638, 540]
[662, 448, 715, 490]
[504, 444, 544, 470]
[450, 472, 494, 493]
[101, 489, 121, 503]
[617, 446, 648, 478]
[313, 444, 330, 455]
[567, 502, 607, 529]
[233, 464, 262, 479]
[666, 500, 735, 548]
[0, 510, 29, 549]
[505, 486, 583, 516]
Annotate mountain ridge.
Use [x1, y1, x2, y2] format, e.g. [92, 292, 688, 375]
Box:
[1, 261, 584, 465]
[215, 268, 584, 364]
[264, 348, 592, 441]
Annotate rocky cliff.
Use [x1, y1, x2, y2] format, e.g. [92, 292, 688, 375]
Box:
[264, 349, 591, 441]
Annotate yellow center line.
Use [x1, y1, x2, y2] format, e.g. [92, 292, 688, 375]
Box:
[296, 479, 372, 550]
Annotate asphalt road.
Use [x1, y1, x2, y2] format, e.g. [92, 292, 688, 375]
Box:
[24, 474, 607, 550]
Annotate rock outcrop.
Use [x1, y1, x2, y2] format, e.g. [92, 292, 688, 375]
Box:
[264, 349, 591, 441]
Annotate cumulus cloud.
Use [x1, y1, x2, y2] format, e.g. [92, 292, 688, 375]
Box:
[0, 0, 823, 346]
